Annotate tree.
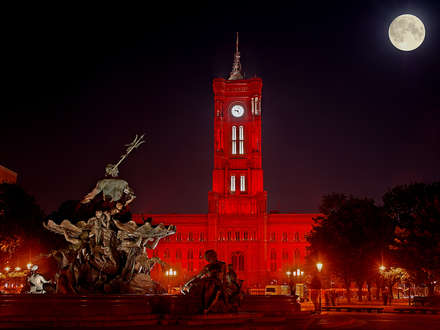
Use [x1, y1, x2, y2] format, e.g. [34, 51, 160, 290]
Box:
[383, 182, 440, 296]
[307, 193, 394, 302]
[0, 183, 47, 266]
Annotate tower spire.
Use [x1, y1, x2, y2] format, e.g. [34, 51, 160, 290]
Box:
[228, 32, 243, 80]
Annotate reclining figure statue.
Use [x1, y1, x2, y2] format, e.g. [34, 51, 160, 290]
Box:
[182, 250, 243, 313]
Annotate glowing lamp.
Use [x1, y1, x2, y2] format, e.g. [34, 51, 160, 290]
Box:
[316, 262, 323, 272]
[27, 263, 32, 270]
[286, 271, 291, 276]
[15, 267, 21, 271]
[379, 265, 386, 272]
[4, 267, 10, 272]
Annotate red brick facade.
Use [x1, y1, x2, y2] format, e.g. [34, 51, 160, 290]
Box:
[134, 71, 316, 289]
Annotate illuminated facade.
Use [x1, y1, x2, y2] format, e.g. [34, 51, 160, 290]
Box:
[134, 35, 317, 288]
[0, 165, 17, 184]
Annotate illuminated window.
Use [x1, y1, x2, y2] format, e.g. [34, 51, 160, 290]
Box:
[239, 126, 244, 154]
[240, 176, 246, 192]
[231, 176, 236, 192]
[232, 126, 237, 154]
[239, 254, 245, 271]
[270, 249, 277, 272]
[294, 249, 301, 264]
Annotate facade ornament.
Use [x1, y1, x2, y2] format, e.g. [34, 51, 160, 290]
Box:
[228, 32, 244, 80]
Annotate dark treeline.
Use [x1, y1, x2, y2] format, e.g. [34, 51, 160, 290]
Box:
[306, 182, 440, 299]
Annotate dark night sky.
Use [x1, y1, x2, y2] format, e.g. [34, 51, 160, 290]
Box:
[2, 1, 440, 215]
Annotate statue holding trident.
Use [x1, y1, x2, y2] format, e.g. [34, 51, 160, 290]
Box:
[81, 134, 146, 210]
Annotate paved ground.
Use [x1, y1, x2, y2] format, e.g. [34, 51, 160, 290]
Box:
[308, 312, 440, 330]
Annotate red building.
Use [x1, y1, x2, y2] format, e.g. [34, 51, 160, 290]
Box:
[134, 35, 317, 289]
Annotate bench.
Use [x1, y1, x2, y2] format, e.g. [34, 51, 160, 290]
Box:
[394, 308, 439, 314]
[322, 306, 384, 313]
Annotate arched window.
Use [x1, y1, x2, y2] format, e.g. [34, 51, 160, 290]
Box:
[239, 126, 244, 154]
[232, 126, 237, 154]
[232, 251, 245, 271]
[240, 175, 246, 192]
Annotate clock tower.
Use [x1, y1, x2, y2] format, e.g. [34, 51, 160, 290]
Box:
[208, 33, 267, 216]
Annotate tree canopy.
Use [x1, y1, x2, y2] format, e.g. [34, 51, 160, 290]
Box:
[383, 182, 440, 295]
[307, 193, 394, 301]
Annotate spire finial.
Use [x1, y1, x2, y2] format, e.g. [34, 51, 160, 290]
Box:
[228, 32, 243, 80]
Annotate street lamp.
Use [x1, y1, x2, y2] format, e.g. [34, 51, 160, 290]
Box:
[316, 262, 323, 313]
[165, 268, 177, 293]
[27, 263, 32, 270]
[4, 267, 10, 272]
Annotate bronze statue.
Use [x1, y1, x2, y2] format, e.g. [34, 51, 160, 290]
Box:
[43, 135, 176, 294]
[182, 250, 243, 313]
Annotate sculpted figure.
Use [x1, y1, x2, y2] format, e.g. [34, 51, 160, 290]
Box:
[28, 265, 52, 294]
[42, 134, 176, 294]
[80, 134, 145, 208]
[182, 250, 241, 313]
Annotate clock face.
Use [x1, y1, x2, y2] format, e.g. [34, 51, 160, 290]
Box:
[231, 104, 245, 118]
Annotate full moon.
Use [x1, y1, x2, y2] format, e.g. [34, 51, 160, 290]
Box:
[389, 14, 425, 51]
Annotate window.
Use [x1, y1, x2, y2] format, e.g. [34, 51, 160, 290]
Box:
[235, 232, 240, 241]
[271, 232, 276, 241]
[294, 249, 301, 264]
[240, 175, 246, 192]
[243, 232, 248, 240]
[239, 126, 244, 154]
[232, 252, 245, 271]
[231, 176, 236, 192]
[188, 232, 193, 241]
[164, 248, 170, 259]
[270, 249, 277, 272]
[282, 232, 288, 242]
[227, 232, 232, 241]
[177, 233, 182, 241]
[282, 248, 288, 261]
[188, 249, 193, 260]
[295, 232, 300, 241]
[239, 254, 245, 271]
[232, 126, 237, 154]
[176, 249, 182, 259]
[200, 232, 205, 241]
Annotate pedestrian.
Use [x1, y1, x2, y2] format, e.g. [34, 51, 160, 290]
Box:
[382, 287, 388, 306]
[330, 289, 336, 306]
[310, 275, 322, 313]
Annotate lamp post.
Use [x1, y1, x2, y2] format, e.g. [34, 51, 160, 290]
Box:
[316, 262, 323, 313]
[165, 268, 177, 294]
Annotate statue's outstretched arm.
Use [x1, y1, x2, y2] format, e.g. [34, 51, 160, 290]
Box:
[81, 185, 101, 204]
